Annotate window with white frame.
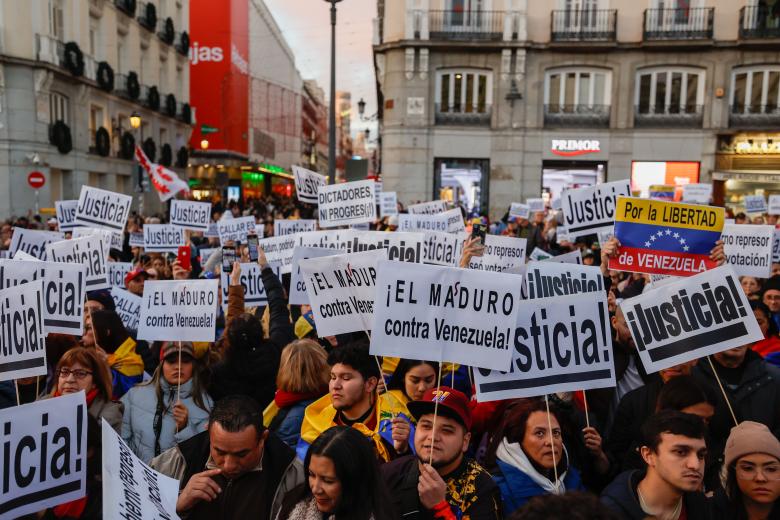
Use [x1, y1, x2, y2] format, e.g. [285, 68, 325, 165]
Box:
[731, 66, 780, 114]
[544, 68, 611, 112]
[50, 0, 64, 40]
[435, 69, 492, 113]
[636, 67, 704, 114]
[50, 92, 69, 124]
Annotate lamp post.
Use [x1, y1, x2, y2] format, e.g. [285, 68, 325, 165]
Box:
[325, 0, 343, 184]
[130, 111, 143, 214]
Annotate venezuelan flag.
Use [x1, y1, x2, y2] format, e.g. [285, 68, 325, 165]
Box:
[610, 196, 724, 276]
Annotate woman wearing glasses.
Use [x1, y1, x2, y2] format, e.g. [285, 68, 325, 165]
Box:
[715, 421, 780, 520]
[49, 346, 123, 432]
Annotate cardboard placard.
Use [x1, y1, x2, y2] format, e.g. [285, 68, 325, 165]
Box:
[297, 230, 358, 251]
[347, 231, 426, 263]
[526, 262, 603, 299]
[107, 262, 133, 288]
[9, 228, 63, 260]
[398, 214, 448, 233]
[219, 263, 284, 308]
[562, 180, 632, 240]
[542, 249, 583, 265]
[129, 232, 145, 248]
[441, 208, 466, 233]
[111, 287, 141, 333]
[73, 186, 133, 231]
[274, 219, 317, 237]
[0, 279, 47, 381]
[774, 229, 780, 263]
[509, 203, 530, 220]
[422, 231, 464, 266]
[528, 248, 554, 261]
[217, 216, 256, 246]
[257, 235, 298, 274]
[55, 200, 79, 231]
[408, 200, 448, 215]
[137, 280, 219, 342]
[169, 200, 212, 231]
[466, 235, 527, 272]
[721, 224, 774, 279]
[204, 222, 219, 238]
[289, 247, 346, 306]
[143, 224, 186, 254]
[46, 236, 109, 291]
[293, 165, 327, 204]
[744, 195, 767, 214]
[380, 192, 398, 217]
[526, 198, 545, 213]
[317, 180, 377, 228]
[682, 183, 713, 204]
[768, 195, 780, 215]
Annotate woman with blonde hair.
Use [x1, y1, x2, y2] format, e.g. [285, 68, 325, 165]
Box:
[263, 339, 329, 447]
[50, 347, 123, 432]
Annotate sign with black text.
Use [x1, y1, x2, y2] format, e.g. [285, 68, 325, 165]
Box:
[509, 203, 530, 220]
[297, 230, 358, 251]
[108, 262, 133, 288]
[137, 280, 219, 342]
[318, 180, 376, 228]
[293, 165, 327, 204]
[526, 262, 603, 299]
[111, 287, 141, 333]
[129, 232, 145, 248]
[55, 200, 78, 231]
[682, 184, 712, 204]
[422, 231, 464, 266]
[143, 224, 185, 253]
[219, 263, 284, 308]
[289, 247, 346, 305]
[46, 236, 108, 291]
[722, 224, 773, 278]
[769, 195, 780, 215]
[169, 200, 212, 231]
[562, 180, 632, 239]
[9, 228, 62, 260]
[408, 200, 447, 215]
[258, 235, 298, 274]
[744, 195, 767, 214]
[217, 216, 256, 245]
[0, 280, 47, 380]
[74, 186, 133, 231]
[380, 192, 398, 217]
[467, 235, 527, 272]
[274, 219, 317, 236]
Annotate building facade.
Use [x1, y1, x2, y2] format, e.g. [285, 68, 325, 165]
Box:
[373, 0, 780, 219]
[302, 79, 328, 173]
[0, 0, 192, 218]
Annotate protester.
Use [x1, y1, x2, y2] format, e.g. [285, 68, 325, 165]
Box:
[277, 426, 396, 519]
[386, 358, 440, 407]
[90, 309, 144, 398]
[263, 339, 329, 448]
[656, 375, 718, 423]
[382, 386, 503, 519]
[750, 300, 780, 367]
[742, 276, 763, 301]
[508, 491, 620, 520]
[151, 395, 304, 519]
[124, 267, 149, 297]
[121, 342, 213, 462]
[763, 276, 780, 331]
[49, 347, 123, 432]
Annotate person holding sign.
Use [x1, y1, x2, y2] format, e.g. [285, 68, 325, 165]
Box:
[92, 309, 145, 398]
[121, 342, 212, 463]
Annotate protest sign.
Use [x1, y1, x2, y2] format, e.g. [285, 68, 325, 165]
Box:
[73, 186, 133, 231]
[542, 249, 583, 265]
[744, 195, 768, 214]
[137, 280, 219, 342]
[204, 222, 219, 238]
[293, 165, 327, 204]
[143, 225, 185, 254]
[289, 247, 346, 305]
[467, 235, 527, 272]
[274, 219, 317, 236]
[219, 263, 284, 308]
[217, 216, 256, 245]
[108, 262, 133, 288]
[474, 291, 615, 401]
[46, 236, 108, 290]
[526, 262, 603, 299]
[297, 230, 358, 251]
[129, 232, 145, 248]
[408, 200, 448, 215]
[300, 249, 386, 337]
[111, 287, 141, 332]
[556, 226, 571, 243]
[769, 195, 780, 215]
[649, 185, 676, 201]
[351, 223, 371, 230]
[348, 231, 426, 263]
[55, 200, 78, 231]
[9, 228, 62, 260]
[398, 214, 448, 233]
[0, 279, 47, 380]
[620, 265, 763, 373]
[774, 229, 780, 263]
[0, 392, 87, 518]
[529, 248, 553, 261]
[526, 198, 545, 213]
[102, 421, 180, 520]
[254, 224, 265, 238]
[441, 208, 466, 233]
[509, 203, 530, 220]
[169, 200, 211, 231]
[374, 179, 383, 205]
[71, 227, 122, 262]
[609, 197, 724, 276]
[682, 184, 712, 204]
[12, 251, 39, 261]
[380, 192, 398, 217]
[370, 261, 520, 370]
[721, 224, 773, 279]
[317, 180, 376, 228]
[422, 231, 464, 266]
[562, 180, 632, 240]
[258, 234, 298, 274]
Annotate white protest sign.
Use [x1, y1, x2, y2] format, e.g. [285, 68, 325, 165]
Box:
[349, 231, 426, 263]
[542, 249, 583, 265]
[71, 227, 121, 261]
[374, 179, 383, 205]
[398, 214, 448, 233]
[562, 180, 632, 239]
[300, 249, 386, 337]
[111, 287, 141, 333]
[102, 421, 180, 520]
[129, 232, 145, 248]
[219, 263, 284, 308]
[422, 231, 464, 266]
[108, 262, 133, 288]
[774, 229, 780, 263]
[143, 224, 185, 254]
[200, 247, 218, 265]
[744, 195, 768, 214]
[370, 261, 519, 370]
[55, 200, 79, 231]
[9, 228, 63, 260]
[289, 247, 346, 305]
[619, 265, 763, 373]
[217, 216, 256, 245]
[137, 280, 219, 342]
[253, 224, 265, 238]
[408, 200, 448, 215]
[509, 203, 530, 220]
[317, 180, 376, 228]
[293, 165, 327, 204]
[274, 219, 317, 236]
[526, 198, 545, 213]
[169, 200, 212, 231]
[682, 184, 712, 204]
[380, 192, 398, 217]
[258, 235, 298, 274]
[0, 392, 87, 518]
[769, 195, 780, 215]
[474, 291, 615, 401]
[74, 186, 133, 231]
[529, 248, 553, 261]
[721, 224, 774, 279]
[46, 236, 109, 291]
[12, 251, 40, 261]
[351, 223, 370, 231]
[526, 262, 604, 299]
[556, 226, 571, 243]
[467, 235, 527, 272]
[0, 280, 47, 381]
[204, 222, 219, 238]
[441, 208, 466, 233]
[297, 230, 358, 251]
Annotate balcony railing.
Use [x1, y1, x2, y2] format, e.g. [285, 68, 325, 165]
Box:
[643, 8, 713, 40]
[634, 104, 704, 127]
[729, 104, 780, 128]
[434, 103, 492, 125]
[739, 5, 780, 39]
[551, 9, 617, 42]
[544, 105, 610, 127]
[428, 10, 503, 41]
[35, 34, 65, 66]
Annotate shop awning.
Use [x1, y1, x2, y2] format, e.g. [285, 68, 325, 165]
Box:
[713, 170, 780, 182]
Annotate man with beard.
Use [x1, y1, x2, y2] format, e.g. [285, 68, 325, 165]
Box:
[382, 387, 502, 519]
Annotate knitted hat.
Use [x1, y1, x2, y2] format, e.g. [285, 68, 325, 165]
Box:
[724, 421, 780, 468]
[160, 342, 195, 361]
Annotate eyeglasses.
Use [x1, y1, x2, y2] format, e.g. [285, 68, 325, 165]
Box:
[57, 368, 93, 380]
[736, 463, 780, 481]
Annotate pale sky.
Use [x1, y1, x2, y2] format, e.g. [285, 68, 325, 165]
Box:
[264, 0, 378, 140]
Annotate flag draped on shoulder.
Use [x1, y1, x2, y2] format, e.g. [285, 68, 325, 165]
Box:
[135, 145, 189, 202]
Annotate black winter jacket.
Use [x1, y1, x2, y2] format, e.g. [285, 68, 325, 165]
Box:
[601, 470, 712, 520]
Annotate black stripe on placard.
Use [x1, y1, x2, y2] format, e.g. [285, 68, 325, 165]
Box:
[569, 221, 611, 233]
[648, 322, 748, 362]
[44, 319, 80, 329]
[0, 479, 82, 515]
[0, 357, 46, 373]
[479, 369, 613, 392]
[85, 277, 107, 287]
[74, 216, 122, 230]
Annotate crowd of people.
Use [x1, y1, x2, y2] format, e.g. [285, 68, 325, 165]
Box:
[2, 192, 780, 520]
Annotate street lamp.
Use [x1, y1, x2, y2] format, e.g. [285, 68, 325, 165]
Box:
[325, 0, 343, 185]
[129, 111, 141, 129]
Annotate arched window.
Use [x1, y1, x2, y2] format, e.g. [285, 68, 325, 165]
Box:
[731, 65, 780, 114]
[544, 67, 611, 112]
[635, 66, 704, 114]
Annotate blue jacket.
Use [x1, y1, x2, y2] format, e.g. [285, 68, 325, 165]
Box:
[492, 459, 583, 515]
[272, 398, 316, 448]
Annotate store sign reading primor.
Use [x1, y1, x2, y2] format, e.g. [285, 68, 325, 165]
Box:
[551, 139, 601, 157]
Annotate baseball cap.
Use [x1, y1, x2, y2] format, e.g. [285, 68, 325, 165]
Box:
[407, 386, 472, 430]
[125, 267, 149, 286]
